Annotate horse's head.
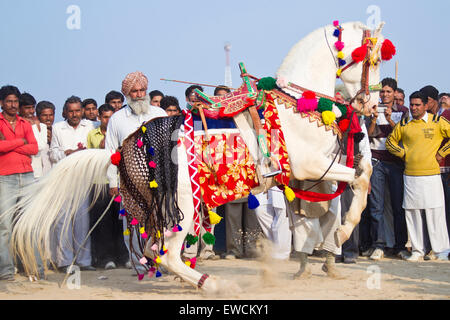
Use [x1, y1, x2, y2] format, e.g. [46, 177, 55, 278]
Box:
[339, 21, 392, 116]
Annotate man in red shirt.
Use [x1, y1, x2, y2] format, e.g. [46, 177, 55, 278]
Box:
[0, 85, 38, 281]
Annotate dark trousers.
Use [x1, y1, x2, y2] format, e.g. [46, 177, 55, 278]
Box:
[89, 189, 128, 267]
[368, 160, 408, 252]
[340, 186, 359, 258]
[442, 172, 450, 238]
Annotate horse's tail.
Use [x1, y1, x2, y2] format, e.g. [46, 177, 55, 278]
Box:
[8, 149, 112, 276]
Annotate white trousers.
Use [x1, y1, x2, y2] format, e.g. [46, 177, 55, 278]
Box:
[254, 204, 292, 260]
[405, 207, 450, 256]
[288, 197, 341, 255]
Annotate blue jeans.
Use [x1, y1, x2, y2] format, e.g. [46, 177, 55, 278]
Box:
[368, 160, 407, 251]
[0, 172, 43, 278]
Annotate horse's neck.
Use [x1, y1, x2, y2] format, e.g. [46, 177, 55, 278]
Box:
[277, 27, 337, 97]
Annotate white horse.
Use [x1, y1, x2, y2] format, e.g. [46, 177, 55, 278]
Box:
[8, 21, 385, 294]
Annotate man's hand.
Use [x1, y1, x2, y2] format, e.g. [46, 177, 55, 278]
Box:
[109, 187, 119, 198]
[384, 107, 392, 121]
[46, 128, 52, 145]
[99, 137, 105, 149]
[371, 106, 378, 121]
[436, 152, 444, 164]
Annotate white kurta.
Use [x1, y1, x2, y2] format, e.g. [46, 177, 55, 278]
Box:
[403, 175, 444, 209]
[31, 123, 52, 178]
[105, 105, 167, 188]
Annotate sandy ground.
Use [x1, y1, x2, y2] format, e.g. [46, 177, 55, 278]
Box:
[0, 254, 449, 300]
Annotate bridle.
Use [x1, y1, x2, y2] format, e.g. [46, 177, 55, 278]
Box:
[331, 26, 382, 109]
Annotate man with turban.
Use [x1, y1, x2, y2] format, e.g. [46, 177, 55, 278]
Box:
[105, 71, 167, 273]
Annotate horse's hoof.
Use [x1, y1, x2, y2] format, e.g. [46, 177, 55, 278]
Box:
[293, 267, 312, 280]
[321, 264, 345, 279]
[334, 228, 347, 247]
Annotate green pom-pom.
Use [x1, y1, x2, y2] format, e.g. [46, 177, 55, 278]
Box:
[317, 98, 334, 113]
[202, 232, 216, 245]
[336, 103, 347, 118]
[257, 77, 277, 91]
[185, 234, 198, 246]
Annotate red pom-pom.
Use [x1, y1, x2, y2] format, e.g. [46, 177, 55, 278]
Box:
[338, 119, 350, 132]
[351, 44, 367, 63]
[381, 39, 396, 61]
[111, 152, 121, 166]
[302, 91, 316, 99]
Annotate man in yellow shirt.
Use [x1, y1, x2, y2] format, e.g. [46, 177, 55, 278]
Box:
[386, 91, 450, 261]
[87, 104, 128, 269]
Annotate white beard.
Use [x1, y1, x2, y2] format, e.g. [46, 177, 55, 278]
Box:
[127, 94, 151, 115]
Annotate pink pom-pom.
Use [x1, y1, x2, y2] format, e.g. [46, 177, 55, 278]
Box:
[148, 161, 156, 168]
[141, 232, 148, 239]
[114, 195, 122, 203]
[172, 225, 179, 232]
[137, 274, 145, 281]
[151, 243, 158, 251]
[148, 269, 155, 278]
[333, 20, 339, 27]
[335, 41, 344, 51]
[139, 257, 148, 265]
[164, 230, 173, 238]
[297, 97, 318, 113]
[189, 257, 197, 269]
[131, 217, 139, 225]
[137, 139, 143, 148]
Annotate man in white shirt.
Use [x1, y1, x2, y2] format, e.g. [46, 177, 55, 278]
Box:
[105, 71, 167, 273]
[50, 96, 95, 272]
[18, 93, 50, 179]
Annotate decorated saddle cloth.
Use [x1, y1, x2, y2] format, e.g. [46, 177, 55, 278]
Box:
[181, 128, 260, 210]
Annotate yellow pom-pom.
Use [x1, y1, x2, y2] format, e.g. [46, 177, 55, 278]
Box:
[185, 260, 191, 267]
[149, 180, 158, 188]
[208, 210, 223, 225]
[336, 69, 342, 77]
[284, 186, 296, 202]
[322, 110, 336, 125]
[139, 226, 145, 234]
[337, 51, 345, 59]
[156, 230, 161, 238]
[142, 126, 147, 134]
[123, 228, 130, 236]
[155, 256, 162, 264]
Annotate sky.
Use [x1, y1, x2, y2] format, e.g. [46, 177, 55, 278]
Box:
[0, 0, 449, 122]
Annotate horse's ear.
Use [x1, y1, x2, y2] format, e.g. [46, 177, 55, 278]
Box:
[374, 21, 385, 38]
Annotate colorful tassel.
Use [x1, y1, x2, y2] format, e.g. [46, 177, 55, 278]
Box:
[256, 77, 277, 91]
[148, 147, 155, 156]
[155, 270, 162, 277]
[114, 195, 122, 203]
[141, 126, 147, 134]
[154, 256, 162, 264]
[185, 260, 191, 267]
[172, 225, 179, 233]
[110, 152, 121, 166]
[149, 180, 158, 188]
[186, 234, 199, 246]
[123, 228, 130, 236]
[148, 161, 156, 168]
[322, 110, 336, 125]
[139, 256, 148, 265]
[148, 268, 155, 278]
[351, 44, 367, 63]
[156, 230, 161, 238]
[338, 119, 350, 132]
[138, 274, 145, 281]
[334, 41, 344, 51]
[141, 232, 148, 239]
[151, 243, 158, 251]
[139, 227, 145, 234]
[381, 39, 396, 61]
[164, 230, 173, 238]
[208, 210, 222, 225]
[137, 139, 143, 148]
[317, 98, 334, 112]
[247, 192, 260, 210]
[131, 217, 139, 225]
[336, 69, 342, 77]
[332, 104, 343, 118]
[337, 51, 345, 59]
[285, 186, 296, 202]
[119, 209, 127, 216]
[333, 29, 340, 37]
[202, 232, 216, 245]
[189, 257, 197, 269]
[333, 20, 339, 27]
[338, 58, 346, 66]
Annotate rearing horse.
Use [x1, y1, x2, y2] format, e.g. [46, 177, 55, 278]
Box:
[7, 21, 389, 295]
